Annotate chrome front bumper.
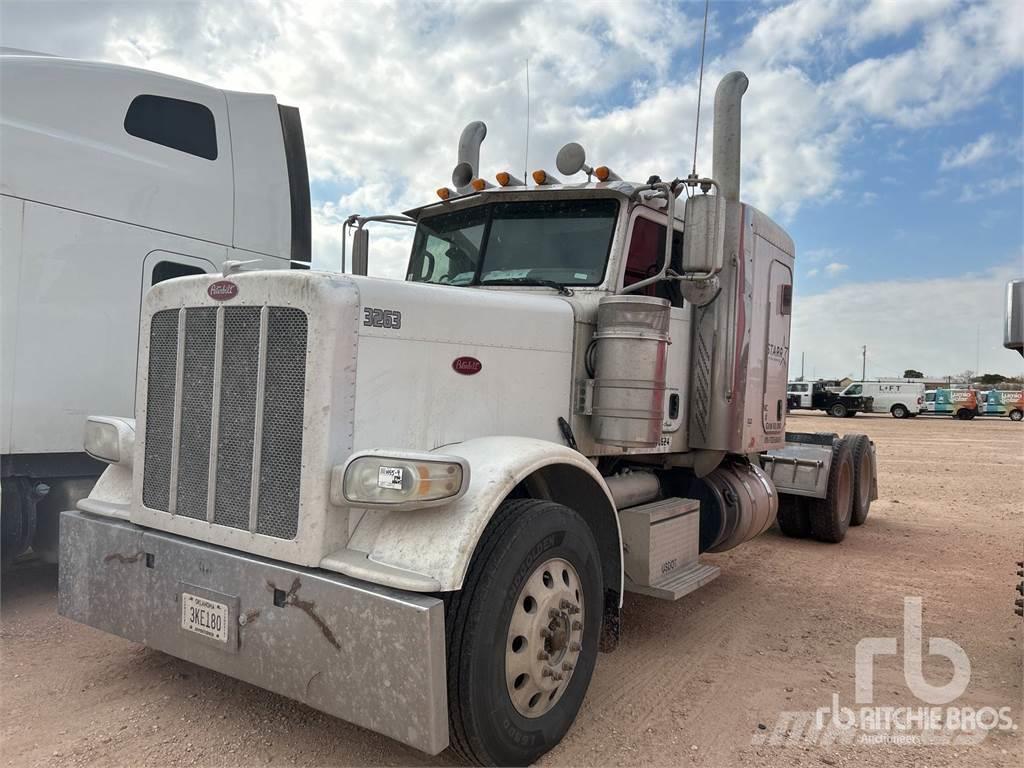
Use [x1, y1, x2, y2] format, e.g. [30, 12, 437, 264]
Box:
[58, 511, 448, 754]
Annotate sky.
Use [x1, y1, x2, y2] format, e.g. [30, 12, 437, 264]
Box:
[2, 0, 1022, 379]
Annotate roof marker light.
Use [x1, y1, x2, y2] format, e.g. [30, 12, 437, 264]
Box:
[594, 166, 620, 182]
[532, 169, 560, 185]
[470, 178, 491, 191]
[496, 172, 524, 187]
[437, 187, 453, 200]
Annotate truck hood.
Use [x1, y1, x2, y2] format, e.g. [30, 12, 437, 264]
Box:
[350, 276, 576, 352]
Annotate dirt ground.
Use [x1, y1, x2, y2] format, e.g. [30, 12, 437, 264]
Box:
[2, 413, 1021, 767]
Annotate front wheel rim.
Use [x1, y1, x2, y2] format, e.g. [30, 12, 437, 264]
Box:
[505, 557, 585, 718]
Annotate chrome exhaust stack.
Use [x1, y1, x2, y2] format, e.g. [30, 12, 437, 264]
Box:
[711, 71, 748, 203]
[451, 121, 487, 195]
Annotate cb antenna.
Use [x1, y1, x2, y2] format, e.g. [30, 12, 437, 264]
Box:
[524, 58, 531, 182]
[691, 0, 711, 179]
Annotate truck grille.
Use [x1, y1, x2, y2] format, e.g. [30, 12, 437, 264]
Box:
[142, 306, 308, 540]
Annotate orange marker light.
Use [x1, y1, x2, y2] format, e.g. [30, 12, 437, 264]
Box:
[471, 178, 486, 191]
[496, 171, 511, 186]
[532, 169, 547, 185]
[436, 187, 451, 200]
[595, 166, 610, 182]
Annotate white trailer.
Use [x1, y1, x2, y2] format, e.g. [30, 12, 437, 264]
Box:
[0, 50, 311, 566]
[58, 64, 877, 766]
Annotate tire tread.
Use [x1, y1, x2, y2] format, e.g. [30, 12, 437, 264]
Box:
[444, 498, 595, 766]
[845, 434, 872, 526]
[810, 439, 854, 543]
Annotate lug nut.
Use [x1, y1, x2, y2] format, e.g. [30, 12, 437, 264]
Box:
[537, 651, 550, 661]
[569, 641, 581, 652]
[572, 620, 583, 631]
[562, 662, 574, 672]
[549, 608, 561, 619]
[542, 667, 554, 678]
[553, 672, 564, 681]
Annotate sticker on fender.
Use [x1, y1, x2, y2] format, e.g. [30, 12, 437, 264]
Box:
[377, 466, 404, 490]
[181, 592, 229, 643]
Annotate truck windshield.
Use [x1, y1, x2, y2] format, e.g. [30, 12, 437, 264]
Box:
[406, 198, 619, 287]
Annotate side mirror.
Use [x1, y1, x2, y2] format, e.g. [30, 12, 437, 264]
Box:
[681, 194, 725, 275]
[1005, 279, 1023, 357]
[352, 229, 369, 276]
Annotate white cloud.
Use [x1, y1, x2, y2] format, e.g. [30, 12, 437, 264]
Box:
[940, 133, 998, 170]
[833, 0, 1024, 128]
[825, 262, 849, 276]
[806, 268, 819, 277]
[738, 0, 847, 67]
[803, 248, 840, 263]
[958, 174, 1024, 203]
[847, 0, 957, 46]
[791, 262, 1024, 379]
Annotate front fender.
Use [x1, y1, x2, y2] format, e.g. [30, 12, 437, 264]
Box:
[344, 436, 622, 598]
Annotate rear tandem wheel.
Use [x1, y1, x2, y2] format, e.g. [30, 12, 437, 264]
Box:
[808, 438, 855, 543]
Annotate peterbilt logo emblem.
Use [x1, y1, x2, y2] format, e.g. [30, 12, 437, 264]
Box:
[207, 281, 238, 301]
[452, 357, 482, 375]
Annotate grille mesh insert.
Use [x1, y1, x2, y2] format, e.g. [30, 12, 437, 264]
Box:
[256, 308, 308, 539]
[142, 310, 179, 511]
[213, 306, 261, 531]
[175, 307, 216, 520]
[141, 303, 308, 541]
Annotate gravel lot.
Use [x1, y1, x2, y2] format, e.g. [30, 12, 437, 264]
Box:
[2, 413, 1021, 767]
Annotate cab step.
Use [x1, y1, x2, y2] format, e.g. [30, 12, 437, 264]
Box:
[618, 496, 720, 601]
[625, 561, 720, 600]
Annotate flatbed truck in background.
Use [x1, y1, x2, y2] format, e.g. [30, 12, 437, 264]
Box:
[787, 379, 873, 417]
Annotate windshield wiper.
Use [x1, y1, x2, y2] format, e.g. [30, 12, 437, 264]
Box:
[478, 277, 574, 296]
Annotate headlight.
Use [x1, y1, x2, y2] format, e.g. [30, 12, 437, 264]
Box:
[331, 451, 468, 509]
[83, 416, 135, 467]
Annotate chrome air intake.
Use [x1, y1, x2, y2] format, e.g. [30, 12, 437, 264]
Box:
[591, 296, 670, 448]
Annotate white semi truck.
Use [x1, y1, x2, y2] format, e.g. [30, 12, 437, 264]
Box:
[0, 50, 310, 566]
[56, 62, 877, 766]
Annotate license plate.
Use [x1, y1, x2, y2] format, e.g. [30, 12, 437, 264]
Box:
[181, 592, 229, 643]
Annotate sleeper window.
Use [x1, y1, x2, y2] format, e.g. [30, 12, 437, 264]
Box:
[124, 95, 218, 160]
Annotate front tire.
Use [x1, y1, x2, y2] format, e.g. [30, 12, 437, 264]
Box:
[1010, 409, 1023, 422]
[891, 404, 908, 419]
[444, 499, 603, 766]
[830, 403, 847, 418]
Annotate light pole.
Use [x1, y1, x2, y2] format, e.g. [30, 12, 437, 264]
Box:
[861, 345, 866, 381]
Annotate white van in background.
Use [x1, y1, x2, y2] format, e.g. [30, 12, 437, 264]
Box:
[839, 381, 925, 418]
